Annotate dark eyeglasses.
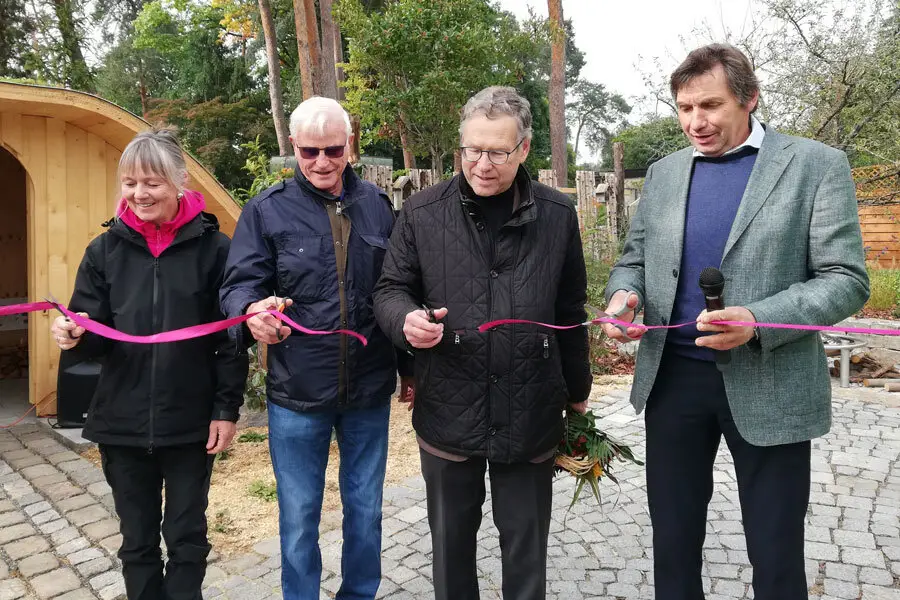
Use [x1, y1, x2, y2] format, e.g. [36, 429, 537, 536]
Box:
[296, 145, 346, 159]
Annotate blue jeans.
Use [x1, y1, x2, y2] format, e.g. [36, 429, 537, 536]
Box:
[267, 401, 390, 600]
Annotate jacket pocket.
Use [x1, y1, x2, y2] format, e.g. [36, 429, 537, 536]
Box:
[274, 234, 326, 301]
[354, 232, 389, 294]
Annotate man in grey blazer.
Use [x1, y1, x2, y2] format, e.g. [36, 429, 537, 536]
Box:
[603, 44, 869, 599]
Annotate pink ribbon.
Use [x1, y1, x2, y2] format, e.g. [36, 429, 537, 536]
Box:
[479, 317, 900, 337]
[0, 301, 367, 346]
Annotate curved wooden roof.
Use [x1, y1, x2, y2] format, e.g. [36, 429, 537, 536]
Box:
[0, 81, 241, 234]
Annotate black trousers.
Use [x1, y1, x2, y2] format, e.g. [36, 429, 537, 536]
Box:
[419, 449, 555, 600]
[100, 443, 215, 600]
[645, 350, 811, 600]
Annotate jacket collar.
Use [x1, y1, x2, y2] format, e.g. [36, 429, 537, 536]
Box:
[457, 166, 537, 227]
[294, 166, 362, 206]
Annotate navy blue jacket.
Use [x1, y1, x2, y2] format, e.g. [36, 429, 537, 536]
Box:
[220, 168, 400, 412]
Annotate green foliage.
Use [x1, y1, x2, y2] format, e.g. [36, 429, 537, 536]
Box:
[335, 0, 538, 170]
[243, 345, 269, 411]
[238, 430, 268, 443]
[865, 265, 900, 312]
[567, 79, 631, 159]
[248, 479, 278, 502]
[233, 137, 292, 206]
[602, 117, 687, 170]
[0, 0, 38, 78]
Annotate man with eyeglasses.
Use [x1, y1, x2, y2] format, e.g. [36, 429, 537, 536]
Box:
[373, 86, 591, 600]
[220, 96, 412, 600]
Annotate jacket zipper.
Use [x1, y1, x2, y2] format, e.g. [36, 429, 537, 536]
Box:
[542, 335, 550, 359]
[148, 256, 160, 453]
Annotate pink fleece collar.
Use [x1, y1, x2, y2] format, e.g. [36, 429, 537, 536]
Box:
[117, 190, 206, 257]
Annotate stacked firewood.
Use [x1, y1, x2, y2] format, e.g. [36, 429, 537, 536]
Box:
[829, 351, 900, 388]
[0, 344, 27, 379]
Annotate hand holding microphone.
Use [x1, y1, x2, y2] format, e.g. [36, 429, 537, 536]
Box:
[695, 267, 757, 357]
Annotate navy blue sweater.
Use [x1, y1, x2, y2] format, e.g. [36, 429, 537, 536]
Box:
[668, 146, 759, 360]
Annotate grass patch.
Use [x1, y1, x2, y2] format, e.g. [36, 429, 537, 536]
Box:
[238, 431, 268, 443]
[248, 480, 278, 502]
[865, 264, 900, 312]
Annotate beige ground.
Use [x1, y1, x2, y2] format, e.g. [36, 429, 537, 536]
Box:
[81, 374, 634, 557]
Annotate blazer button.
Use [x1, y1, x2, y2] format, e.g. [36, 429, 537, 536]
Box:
[490, 270, 499, 278]
[672, 268, 679, 278]
[476, 222, 485, 231]
[488, 427, 497, 436]
[490, 374, 499, 383]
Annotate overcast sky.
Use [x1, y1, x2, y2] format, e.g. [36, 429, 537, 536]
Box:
[498, 0, 757, 106]
[496, 0, 760, 159]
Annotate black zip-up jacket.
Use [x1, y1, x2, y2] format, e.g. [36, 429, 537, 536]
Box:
[66, 212, 248, 448]
[373, 168, 592, 463]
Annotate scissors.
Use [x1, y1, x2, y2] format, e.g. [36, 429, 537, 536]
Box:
[44, 294, 78, 339]
[587, 302, 635, 338]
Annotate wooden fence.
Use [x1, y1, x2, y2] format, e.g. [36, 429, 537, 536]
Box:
[860, 204, 900, 266]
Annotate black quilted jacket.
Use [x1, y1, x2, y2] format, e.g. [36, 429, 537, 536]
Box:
[373, 168, 591, 463]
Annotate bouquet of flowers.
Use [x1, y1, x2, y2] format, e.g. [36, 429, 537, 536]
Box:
[555, 409, 643, 509]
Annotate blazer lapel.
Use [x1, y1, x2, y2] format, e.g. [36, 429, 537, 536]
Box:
[722, 130, 795, 258]
[662, 148, 693, 259]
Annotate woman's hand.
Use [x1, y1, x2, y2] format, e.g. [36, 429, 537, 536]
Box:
[51, 313, 88, 351]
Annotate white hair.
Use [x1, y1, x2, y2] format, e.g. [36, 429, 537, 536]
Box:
[289, 96, 352, 139]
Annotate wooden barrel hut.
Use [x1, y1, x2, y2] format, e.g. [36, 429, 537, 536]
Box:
[0, 82, 242, 416]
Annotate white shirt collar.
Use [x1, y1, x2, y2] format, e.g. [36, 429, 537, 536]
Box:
[693, 115, 765, 158]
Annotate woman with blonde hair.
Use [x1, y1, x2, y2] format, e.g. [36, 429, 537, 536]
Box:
[51, 127, 248, 600]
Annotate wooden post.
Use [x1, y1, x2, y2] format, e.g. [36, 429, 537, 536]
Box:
[538, 169, 557, 188]
[613, 142, 626, 237]
[408, 169, 439, 191]
[362, 165, 392, 196]
[575, 170, 596, 231]
[606, 173, 619, 237]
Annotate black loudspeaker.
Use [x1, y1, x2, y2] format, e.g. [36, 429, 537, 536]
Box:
[56, 351, 101, 428]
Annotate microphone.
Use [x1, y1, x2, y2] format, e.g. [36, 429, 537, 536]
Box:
[698, 267, 730, 365]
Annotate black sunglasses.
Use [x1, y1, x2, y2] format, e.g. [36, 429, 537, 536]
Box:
[296, 145, 346, 159]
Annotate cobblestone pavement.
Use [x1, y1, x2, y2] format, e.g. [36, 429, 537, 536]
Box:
[0, 384, 898, 600]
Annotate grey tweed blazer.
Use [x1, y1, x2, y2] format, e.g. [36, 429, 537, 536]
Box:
[605, 127, 869, 446]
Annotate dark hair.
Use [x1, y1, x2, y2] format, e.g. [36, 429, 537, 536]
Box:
[670, 44, 759, 112]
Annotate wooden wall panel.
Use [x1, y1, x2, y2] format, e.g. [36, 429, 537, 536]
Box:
[65, 125, 90, 290]
[859, 204, 900, 267]
[21, 117, 55, 414]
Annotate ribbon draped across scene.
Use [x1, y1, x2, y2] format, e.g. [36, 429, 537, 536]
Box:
[0, 301, 368, 346]
[3, 301, 900, 344]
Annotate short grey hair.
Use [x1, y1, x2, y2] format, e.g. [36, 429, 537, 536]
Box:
[289, 96, 352, 139]
[459, 86, 533, 141]
[118, 127, 188, 191]
[670, 44, 759, 112]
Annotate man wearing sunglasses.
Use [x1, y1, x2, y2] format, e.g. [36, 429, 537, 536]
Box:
[374, 86, 591, 600]
[220, 96, 412, 600]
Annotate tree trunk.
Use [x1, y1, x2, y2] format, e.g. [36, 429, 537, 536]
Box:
[613, 141, 626, 237]
[52, 0, 94, 92]
[453, 149, 462, 174]
[349, 115, 361, 163]
[303, 0, 322, 94]
[138, 57, 148, 118]
[333, 21, 346, 101]
[547, 0, 566, 187]
[292, 0, 315, 99]
[431, 151, 442, 174]
[318, 0, 339, 99]
[398, 119, 416, 169]
[259, 0, 291, 155]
